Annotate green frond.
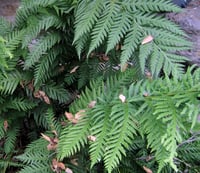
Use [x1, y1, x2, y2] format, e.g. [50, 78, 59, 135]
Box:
[17, 162, 52, 173]
[22, 15, 63, 48]
[0, 160, 23, 171]
[0, 118, 5, 138]
[20, 0, 57, 7]
[133, 0, 181, 12]
[42, 82, 70, 103]
[0, 71, 21, 94]
[58, 117, 90, 160]
[0, 17, 11, 36]
[106, 12, 132, 54]
[120, 23, 143, 66]
[74, 0, 189, 77]
[7, 98, 37, 111]
[4, 124, 20, 154]
[44, 108, 62, 133]
[88, 1, 121, 56]
[73, 0, 104, 43]
[24, 32, 61, 69]
[104, 102, 137, 173]
[89, 104, 111, 167]
[138, 42, 153, 74]
[5, 30, 25, 52]
[16, 137, 52, 173]
[34, 47, 62, 87]
[0, 36, 12, 69]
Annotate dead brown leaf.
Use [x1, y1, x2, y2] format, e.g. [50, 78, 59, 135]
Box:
[70, 158, 78, 166]
[87, 135, 97, 142]
[3, 120, 8, 131]
[142, 35, 154, 45]
[88, 101, 96, 108]
[143, 166, 153, 173]
[70, 66, 79, 73]
[34, 90, 50, 104]
[41, 133, 52, 142]
[65, 167, 73, 173]
[52, 159, 66, 172]
[41, 133, 58, 151]
[119, 94, 126, 103]
[121, 63, 128, 72]
[75, 110, 86, 120]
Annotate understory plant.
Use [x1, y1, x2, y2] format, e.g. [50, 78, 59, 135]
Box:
[0, 0, 199, 173]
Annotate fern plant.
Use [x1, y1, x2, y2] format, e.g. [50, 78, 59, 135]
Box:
[59, 67, 200, 173]
[73, 0, 190, 77]
[0, 0, 199, 173]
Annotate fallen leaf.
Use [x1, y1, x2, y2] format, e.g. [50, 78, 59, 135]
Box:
[34, 90, 50, 104]
[143, 166, 153, 173]
[38, 90, 46, 97]
[47, 143, 57, 150]
[3, 120, 8, 131]
[145, 71, 152, 79]
[41, 133, 58, 150]
[88, 101, 96, 108]
[52, 159, 66, 172]
[142, 35, 154, 45]
[121, 63, 128, 72]
[43, 95, 51, 104]
[70, 66, 79, 73]
[116, 44, 122, 51]
[65, 167, 73, 173]
[143, 92, 149, 97]
[27, 80, 34, 91]
[102, 54, 109, 61]
[88, 135, 97, 142]
[119, 94, 126, 103]
[41, 133, 52, 142]
[75, 110, 86, 120]
[65, 112, 74, 121]
[70, 158, 78, 166]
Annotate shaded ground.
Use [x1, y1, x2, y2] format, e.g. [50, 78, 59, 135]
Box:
[0, 0, 19, 22]
[0, 0, 199, 65]
[167, 0, 200, 66]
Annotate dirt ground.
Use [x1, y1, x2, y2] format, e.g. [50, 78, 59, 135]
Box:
[0, 0, 19, 22]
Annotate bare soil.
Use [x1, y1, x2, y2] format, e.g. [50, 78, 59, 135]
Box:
[0, 0, 19, 22]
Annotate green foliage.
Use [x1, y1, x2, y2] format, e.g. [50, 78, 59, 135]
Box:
[59, 67, 200, 172]
[0, 0, 199, 173]
[73, 0, 190, 77]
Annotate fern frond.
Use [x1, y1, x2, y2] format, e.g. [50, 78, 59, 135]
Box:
[133, 0, 181, 12]
[0, 71, 21, 94]
[34, 47, 62, 87]
[104, 102, 137, 173]
[106, 12, 132, 53]
[22, 15, 63, 48]
[4, 124, 20, 154]
[42, 82, 70, 103]
[16, 137, 52, 173]
[120, 22, 143, 66]
[88, 1, 121, 56]
[44, 108, 62, 133]
[17, 162, 52, 173]
[7, 98, 37, 111]
[89, 104, 111, 167]
[74, 0, 189, 77]
[73, 0, 104, 43]
[5, 30, 25, 52]
[0, 17, 11, 36]
[24, 32, 61, 69]
[58, 116, 90, 160]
